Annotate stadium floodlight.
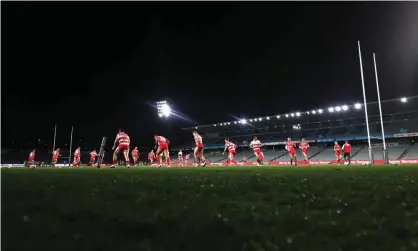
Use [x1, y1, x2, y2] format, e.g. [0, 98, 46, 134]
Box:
[195, 127, 198, 129]
[285, 114, 289, 118]
[328, 107, 334, 112]
[234, 121, 237, 124]
[335, 106, 341, 112]
[296, 112, 301, 117]
[250, 119, 253, 122]
[342, 105, 348, 111]
[312, 110, 316, 114]
[290, 113, 295, 117]
[318, 109, 323, 114]
[400, 97, 407, 103]
[157, 101, 171, 118]
[259, 118, 262, 121]
[354, 103, 362, 109]
[241, 119, 247, 124]
[214, 124, 217, 127]
[266, 116, 270, 120]
[227, 122, 231, 125]
[276, 115, 280, 119]
[306, 111, 310, 115]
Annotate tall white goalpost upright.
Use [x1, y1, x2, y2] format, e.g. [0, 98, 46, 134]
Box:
[357, 41, 374, 164]
[373, 53, 389, 164]
[68, 126, 74, 166]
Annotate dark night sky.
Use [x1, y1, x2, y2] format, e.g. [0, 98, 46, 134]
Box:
[2, 2, 418, 149]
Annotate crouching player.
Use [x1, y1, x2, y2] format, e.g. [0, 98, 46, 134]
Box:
[154, 135, 170, 167]
[250, 136, 264, 165]
[51, 148, 60, 167]
[192, 131, 206, 167]
[131, 147, 139, 166]
[223, 139, 238, 166]
[111, 129, 131, 167]
[148, 150, 155, 166]
[286, 138, 297, 166]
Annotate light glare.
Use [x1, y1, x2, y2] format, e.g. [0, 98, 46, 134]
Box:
[328, 107, 334, 112]
[318, 109, 323, 114]
[335, 106, 341, 112]
[354, 103, 362, 109]
[296, 112, 301, 117]
[401, 97, 407, 103]
[342, 105, 348, 111]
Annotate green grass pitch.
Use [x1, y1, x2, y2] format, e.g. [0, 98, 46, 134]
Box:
[2, 165, 418, 250]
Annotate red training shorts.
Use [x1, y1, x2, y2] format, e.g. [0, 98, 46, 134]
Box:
[158, 142, 168, 151]
[195, 143, 204, 151]
[288, 150, 296, 155]
[229, 150, 236, 155]
[117, 144, 129, 152]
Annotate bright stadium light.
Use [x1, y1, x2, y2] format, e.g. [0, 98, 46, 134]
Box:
[214, 124, 216, 127]
[276, 115, 280, 119]
[285, 114, 289, 118]
[354, 103, 362, 109]
[250, 119, 253, 122]
[400, 97, 407, 103]
[328, 107, 334, 112]
[234, 121, 237, 124]
[342, 105, 348, 111]
[266, 117, 270, 120]
[318, 109, 323, 114]
[195, 127, 198, 129]
[157, 100, 171, 118]
[290, 113, 295, 117]
[259, 118, 262, 121]
[241, 119, 247, 124]
[306, 111, 310, 115]
[312, 110, 316, 114]
[296, 112, 301, 117]
[335, 106, 341, 112]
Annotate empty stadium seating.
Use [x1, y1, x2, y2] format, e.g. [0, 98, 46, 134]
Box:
[401, 144, 418, 159]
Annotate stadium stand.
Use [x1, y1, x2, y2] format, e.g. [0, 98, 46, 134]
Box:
[401, 143, 418, 159]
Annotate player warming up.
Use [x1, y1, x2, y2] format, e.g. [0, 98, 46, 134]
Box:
[299, 139, 310, 164]
[177, 150, 184, 166]
[286, 138, 297, 166]
[51, 148, 60, 167]
[154, 135, 170, 167]
[192, 131, 206, 167]
[89, 149, 98, 166]
[26, 149, 36, 167]
[148, 150, 155, 166]
[73, 147, 81, 167]
[334, 141, 344, 164]
[250, 136, 264, 165]
[111, 129, 131, 167]
[223, 139, 238, 166]
[185, 153, 190, 164]
[131, 147, 139, 166]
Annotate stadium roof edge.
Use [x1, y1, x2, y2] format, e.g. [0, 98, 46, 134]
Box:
[181, 95, 418, 130]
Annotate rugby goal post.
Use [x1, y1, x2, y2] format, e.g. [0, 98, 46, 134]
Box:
[96, 136, 107, 168]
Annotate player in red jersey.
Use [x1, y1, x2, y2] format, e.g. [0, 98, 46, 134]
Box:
[192, 131, 207, 167]
[51, 148, 60, 167]
[299, 139, 310, 163]
[154, 135, 170, 167]
[334, 141, 343, 164]
[89, 149, 98, 166]
[223, 139, 238, 166]
[250, 136, 264, 165]
[73, 147, 81, 167]
[185, 153, 190, 164]
[26, 149, 36, 167]
[177, 150, 184, 166]
[131, 147, 139, 166]
[242, 156, 247, 164]
[286, 138, 297, 166]
[111, 129, 131, 167]
[148, 150, 155, 166]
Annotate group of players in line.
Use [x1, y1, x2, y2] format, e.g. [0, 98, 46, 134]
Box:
[25, 128, 352, 167]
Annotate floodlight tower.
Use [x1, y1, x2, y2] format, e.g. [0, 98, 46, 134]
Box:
[157, 100, 171, 118]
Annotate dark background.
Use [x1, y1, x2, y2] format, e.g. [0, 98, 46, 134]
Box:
[2, 2, 418, 149]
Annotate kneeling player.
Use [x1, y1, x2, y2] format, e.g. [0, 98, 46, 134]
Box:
[111, 129, 131, 167]
[286, 138, 297, 166]
[154, 135, 170, 167]
[299, 139, 310, 164]
[192, 131, 206, 167]
[250, 136, 264, 165]
[131, 147, 139, 166]
[223, 139, 238, 166]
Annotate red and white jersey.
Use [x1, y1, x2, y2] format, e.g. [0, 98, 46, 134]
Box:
[74, 148, 80, 156]
[90, 151, 97, 158]
[154, 136, 167, 145]
[132, 149, 138, 156]
[342, 143, 351, 153]
[29, 151, 35, 159]
[194, 134, 203, 145]
[148, 152, 155, 159]
[250, 140, 262, 150]
[334, 144, 341, 153]
[178, 151, 183, 157]
[53, 150, 60, 158]
[116, 132, 130, 145]
[286, 141, 296, 151]
[225, 141, 236, 152]
[185, 154, 190, 160]
[242, 156, 247, 162]
[299, 142, 310, 150]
